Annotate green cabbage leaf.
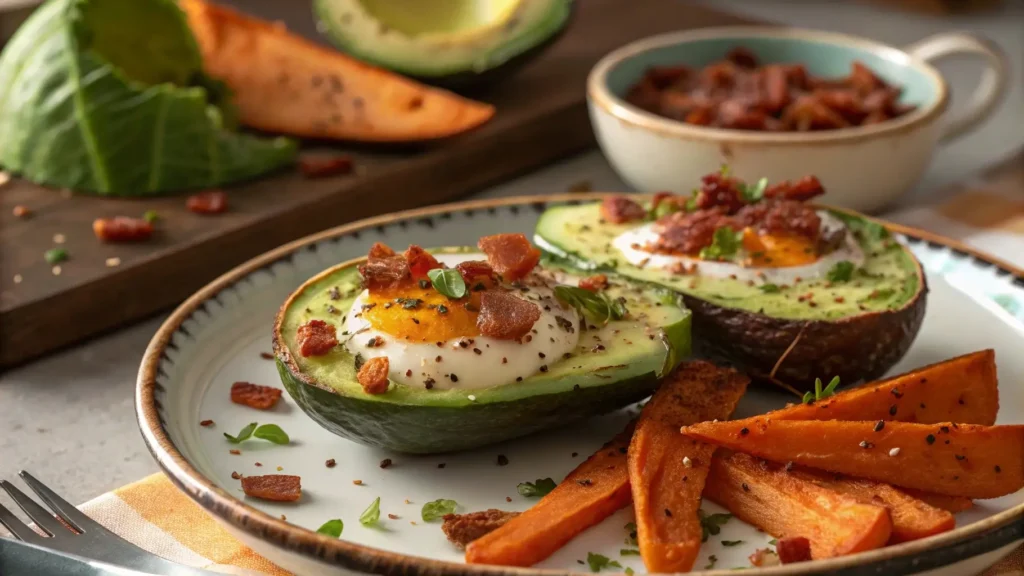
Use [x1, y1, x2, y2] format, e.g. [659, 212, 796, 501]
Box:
[0, 0, 296, 196]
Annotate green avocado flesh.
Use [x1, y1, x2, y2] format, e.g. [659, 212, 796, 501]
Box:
[275, 250, 691, 454]
[534, 203, 922, 321]
[313, 0, 572, 79]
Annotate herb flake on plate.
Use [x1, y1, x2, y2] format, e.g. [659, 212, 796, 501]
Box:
[553, 286, 627, 324]
[427, 268, 467, 299]
[224, 422, 257, 444]
[360, 497, 381, 526]
[698, 509, 732, 542]
[421, 499, 457, 522]
[316, 519, 343, 538]
[517, 477, 557, 498]
[253, 424, 290, 445]
[586, 552, 621, 573]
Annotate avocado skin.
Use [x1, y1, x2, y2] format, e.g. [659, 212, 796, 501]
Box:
[682, 278, 927, 391]
[276, 357, 656, 454]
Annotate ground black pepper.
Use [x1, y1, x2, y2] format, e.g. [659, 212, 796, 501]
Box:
[889, 405, 898, 416]
[740, 427, 749, 436]
[497, 454, 508, 466]
[926, 434, 936, 445]
[874, 420, 885, 432]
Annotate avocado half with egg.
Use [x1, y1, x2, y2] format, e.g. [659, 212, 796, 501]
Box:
[313, 0, 573, 88]
[273, 248, 690, 454]
[534, 195, 927, 391]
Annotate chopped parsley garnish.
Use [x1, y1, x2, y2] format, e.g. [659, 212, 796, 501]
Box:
[704, 555, 718, 570]
[802, 376, 841, 404]
[224, 422, 257, 444]
[624, 522, 638, 546]
[427, 268, 467, 299]
[863, 220, 890, 241]
[143, 209, 159, 223]
[421, 499, 457, 522]
[586, 552, 622, 572]
[699, 227, 744, 261]
[253, 424, 290, 445]
[316, 519, 343, 538]
[826, 260, 855, 282]
[553, 285, 628, 324]
[759, 283, 781, 294]
[649, 198, 681, 220]
[44, 248, 68, 264]
[437, 304, 448, 315]
[684, 190, 699, 212]
[769, 538, 778, 546]
[722, 540, 745, 547]
[625, 568, 635, 576]
[698, 509, 732, 542]
[396, 297, 423, 310]
[517, 477, 557, 498]
[359, 497, 381, 526]
[620, 548, 641, 556]
[739, 177, 768, 203]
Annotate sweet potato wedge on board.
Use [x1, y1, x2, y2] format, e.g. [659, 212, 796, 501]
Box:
[628, 361, 750, 573]
[181, 0, 495, 142]
[465, 425, 634, 567]
[771, 350, 998, 426]
[901, 490, 975, 513]
[683, 419, 1024, 499]
[704, 453, 893, 559]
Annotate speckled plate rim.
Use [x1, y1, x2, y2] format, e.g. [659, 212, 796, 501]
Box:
[136, 193, 1024, 576]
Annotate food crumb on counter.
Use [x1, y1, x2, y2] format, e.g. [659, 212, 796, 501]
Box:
[199, 419, 215, 427]
[53, 233, 65, 244]
[259, 352, 274, 360]
[105, 257, 121, 268]
[325, 459, 336, 468]
[231, 471, 242, 480]
[13, 274, 22, 284]
[388, 514, 399, 520]
[352, 479, 363, 485]
[12, 205, 30, 218]
[255, 462, 262, 467]
[276, 466, 283, 471]
[229, 449, 241, 455]
[51, 266, 62, 276]
[380, 458, 392, 469]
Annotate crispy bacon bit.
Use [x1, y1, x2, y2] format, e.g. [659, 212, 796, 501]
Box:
[600, 196, 647, 224]
[578, 274, 609, 292]
[653, 207, 733, 254]
[404, 245, 441, 278]
[441, 509, 521, 549]
[455, 260, 496, 286]
[299, 155, 353, 178]
[200, 419, 215, 427]
[296, 319, 337, 357]
[764, 175, 826, 202]
[12, 205, 30, 218]
[776, 536, 813, 564]
[93, 217, 153, 243]
[357, 356, 390, 395]
[477, 234, 541, 281]
[325, 459, 336, 468]
[368, 242, 396, 259]
[360, 255, 411, 290]
[240, 475, 301, 502]
[231, 471, 242, 480]
[185, 190, 228, 214]
[735, 199, 821, 239]
[749, 548, 781, 567]
[695, 172, 745, 214]
[477, 291, 541, 340]
[230, 382, 283, 410]
[726, 46, 759, 68]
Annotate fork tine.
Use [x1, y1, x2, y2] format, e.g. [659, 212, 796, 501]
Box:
[0, 500, 46, 542]
[17, 471, 105, 535]
[0, 481, 68, 537]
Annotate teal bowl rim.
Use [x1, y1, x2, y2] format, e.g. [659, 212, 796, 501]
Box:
[587, 26, 951, 145]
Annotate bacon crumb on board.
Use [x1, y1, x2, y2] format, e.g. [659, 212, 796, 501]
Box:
[578, 274, 609, 292]
[230, 382, 283, 410]
[231, 471, 242, 480]
[299, 155, 353, 178]
[477, 291, 541, 340]
[259, 352, 274, 360]
[185, 190, 228, 214]
[441, 510, 521, 549]
[93, 217, 153, 242]
[404, 245, 442, 278]
[325, 459, 336, 468]
[241, 475, 301, 502]
[477, 234, 541, 281]
[776, 536, 812, 564]
[229, 449, 241, 455]
[199, 419, 215, 427]
[296, 319, 337, 357]
[600, 196, 646, 223]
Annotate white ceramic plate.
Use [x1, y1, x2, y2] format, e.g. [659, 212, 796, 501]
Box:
[137, 195, 1024, 575]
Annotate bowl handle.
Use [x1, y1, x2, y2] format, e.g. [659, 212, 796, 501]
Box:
[904, 32, 1008, 144]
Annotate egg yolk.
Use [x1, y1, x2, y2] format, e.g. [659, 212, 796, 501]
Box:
[362, 285, 481, 342]
[742, 228, 819, 268]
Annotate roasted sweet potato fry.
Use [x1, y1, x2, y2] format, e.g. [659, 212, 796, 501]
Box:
[705, 453, 892, 559]
[767, 350, 998, 426]
[181, 0, 494, 142]
[684, 419, 1024, 499]
[901, 490, 975, 513]
[465, 426, 634, 567]
[786, 468, 954, 543]
[628, 361, 750, 573]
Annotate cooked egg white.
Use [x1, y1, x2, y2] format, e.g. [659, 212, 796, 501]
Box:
[343, 254, 580, 391]
[611, 211, 864, 285]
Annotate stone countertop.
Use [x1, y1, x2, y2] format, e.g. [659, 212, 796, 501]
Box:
[1, 0, 1022, 507]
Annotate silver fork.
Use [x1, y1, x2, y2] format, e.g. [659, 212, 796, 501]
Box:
[0, 471, 225, 575]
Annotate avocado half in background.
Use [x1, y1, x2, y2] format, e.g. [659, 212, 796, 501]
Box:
[313, 0, 573, 89]
[273, 248, 691, 454]
[534, 202, 928, 392]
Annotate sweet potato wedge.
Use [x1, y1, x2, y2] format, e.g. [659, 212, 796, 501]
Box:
[704, 452, 892, 559]
[901, 490, 975, 513]
[786, 468, 954, 543]
[683, 419, 1024, 499]
[628, 361, 750, 573]
[771, 350, 998, 426]
[181, 0, 495, 142]
[465, 426, 634, 567]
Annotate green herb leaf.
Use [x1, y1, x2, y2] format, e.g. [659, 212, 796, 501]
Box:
[586, 552, 621, 572]
[143, 210, 159, 223]
[316, 519, 343, 538]
[620, 548, 641, 556]
[699, 227, 744, 261]
[803, 376, 841, 404]
[698, 509, 732, 542]
[253, 424, 290, 445]
[427, 268, 467, 299]
[705, 555, 718, 570]
[722, 540, 745, 547]
[649, 198, 682, 220]
[740, 177, 768, 203]
[517, 478, 557, 498]
[827, 260, 855, 282]
[553, 285, 628, 324]
[624, 522, 638, 546]
[719, 164, 731, 177]
[360, 497, 381, 526]
[685, 192, 699, 212]
[759, 283, 781, 294]
[44, 248, 68, 265]
[863, 220, 890, 241]
[625, 568, 635, 576]
[769, 538, 778, 546]
[224, 422, 257, 444]
[421, 499, 457, 522]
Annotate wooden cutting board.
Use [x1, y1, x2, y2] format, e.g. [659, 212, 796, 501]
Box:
[0, 0, 752, 369]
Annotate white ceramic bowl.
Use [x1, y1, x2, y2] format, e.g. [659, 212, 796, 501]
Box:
[587, 27, 1008, 214]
